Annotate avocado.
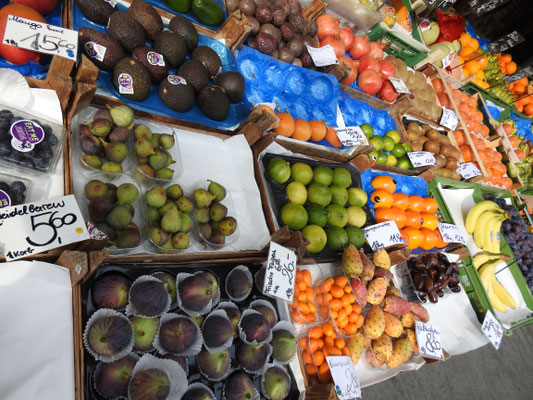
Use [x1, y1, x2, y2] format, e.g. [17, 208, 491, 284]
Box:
[74, 0, 115, 25]
[198, 85, 230, 121]
[107, 12, 146, 52]
[132, 47, 168, 83]
[79, 27, 124, 71]
[168, 15, 199, 52]
[215, 71, 245, 102]
[159, 75, 195, 113]
[192, 0, 225, 27]
[154, 31, 187, 69]
[113, 57, 152, 102]
[127, 0, 163, 41]
[191, 46, 222, 79]
[166, 0, 192, 14]
[177, 60, 209, 93]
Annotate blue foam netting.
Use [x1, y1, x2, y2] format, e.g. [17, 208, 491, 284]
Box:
[511, 112, 533, 142]
[0, 0, 62, 79]
[236, 46, 339, 126]
[483, 99, 504, 120]
[466, 23, 491, 51]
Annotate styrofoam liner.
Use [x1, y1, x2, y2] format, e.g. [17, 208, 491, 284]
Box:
[83, 309, 134, 363]
[126, 275, 171, 318]
[270, 321, 297, 365]
[154, 352, 189, 376]
[201, 309, 234, 354]
[260, 364, 291, 400]
[222, 374, 261, 400]
[153, 313, 203, 357]
[194, 270, 221, 307]
[150, 271, 178, 310]
[249, 298, 278, 329]
[175, 272, 213, 317]
[238, 342, 272, 376]
[238, 309, 273, 345]
[93, 353, 140, 400]
[0, 68, 32, 110]
[128, 354, 187, 400]
[184, 382, 216, 400]
[225, 265, 253, 302]
[196, 347, 232, 382]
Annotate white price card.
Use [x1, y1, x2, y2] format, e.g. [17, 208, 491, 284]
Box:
[334, 126, 368, 147]
[441, 51, 454, 69]
[258, 102, 276, 111]
[407, 151, 436, 168]
[326, 356, 361, 400]
[481, 310, 504, 349]
[306, 45, 338, 67]
[439, 107, 458, 130]
[389, 77, 411, 94]
[2, 15, 78, 61]
[438, 223, 466, 245]
[363, 221, 403, 250]
[457, 162, 482, 180]
[0, 195, 89, 261]
[263, 241, 297, 302]
[415, 321, 444, 360]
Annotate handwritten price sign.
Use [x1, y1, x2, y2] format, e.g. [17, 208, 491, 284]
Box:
[481, 310, 504, 349]
[457, 162, 482, 180]
[363, 221, 403, 250]
[415, 321, 444, 360]
[438, 223, 466, 245]
[3, 15, 78, 61]
[407, 151, 436, 168]
[334, 126, 368, 147]
[326, 356, 361, 399]
[263, 241, 297, 302]
[307, 45, 338, 67]
[440, 107, 458, 130]
[0, 195, 89, 261]
[389, 77, 411, 94]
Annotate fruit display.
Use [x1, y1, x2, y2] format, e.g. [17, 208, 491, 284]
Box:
[465, 199, 510, 253]
[366, 124, 415, 170]
[508, 78, 533, 116]
[289, 267, 324, 324]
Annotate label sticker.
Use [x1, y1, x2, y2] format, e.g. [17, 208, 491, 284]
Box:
[457, 162, 482, 180]
[363, 221, 403, 250]
[85, 41, 107, 62]
[438, 223, 466, 245]
[117, 73, 134, 94]
[326, 356, 361, 399]
[442, 52, 454, 69]
[263, 241, 297, 302]
[415, 321, 444, 360]
[334, 126, 369, 147]
[440, 107, 458, 130]
[10, 119, 45, 152]
[167, 75, 187, 85]
[105, 0, 117, 6]
[0, 190, 11, 209]
[147, 51, 165, 67]
[407, 151, 436, 168]
[419, 19, 432, 32]
[389, 77, 411, 94]
[306, 45, 338, 67]
[481, 310, 504, 349]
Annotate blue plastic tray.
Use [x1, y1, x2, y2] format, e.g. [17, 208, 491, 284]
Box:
[147, 0, 227, 30]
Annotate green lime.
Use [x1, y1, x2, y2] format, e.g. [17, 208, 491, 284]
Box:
[402, 142, 412, 152]
[385, 130, 401, 144]
[306, 204, 328, 227]
[330, 185, 348, 206]
[391, 143, 406, 158]
[307, 183, 332, 207]
[280, 202, 308, 230]
[286, 181, 307, 205]
[326, 204, 348, 227]
[376, 151, 388, 164]
[345, 226, 366, 248]
[325, 226, 348, 252]
[346, 206, 367, 227]
[332, 167, 352, 188]
[302, 225, 327, 253]
[291, 162, 313, 185]
[370, 136, 384, 151]
[383, 136, 395, 152]
[360, 124, 374, 139]
[397, 156, 412, 170]
[347, 188, 367, 207]
[267, 157, 291, 183]
[368, 151, 378, 161]
[386, 154, 397, 167]
[313, 165, 333, 186]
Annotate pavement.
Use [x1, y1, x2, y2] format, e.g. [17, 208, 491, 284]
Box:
[362, 324, 533, 400]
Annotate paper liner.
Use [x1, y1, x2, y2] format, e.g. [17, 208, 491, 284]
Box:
[129, 316, 161, 354]
[93, 353, 140, 400]
[83, 309, 134, 363]
[153, 313, 203, 357]
[249, 299, 278, 329]
[128, 354, 187, 400]
[238, 309, 273, 345]
[196, 347, 232, 382]
[201, 309, 234, 354]
[183, 382, 216, 400]
[150, 271, 178, 310]
[270, 321, 297, 365]
[0, 68, 32, 110]
[260, 364, 291, 400]
[176, 272, 213, 317]
[126, 275, 171, 318]
[236, 342, 272, 375]
[222, 373, 261, 400]
[155, 352, 189, 376]
[254, 266, 266, 294]
[215, 301, 241, 335]
[194, 270, 221, 307]
[225, 265, 253, 302]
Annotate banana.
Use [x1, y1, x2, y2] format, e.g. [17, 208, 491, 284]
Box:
[465, 201, 502, 234]
[488, 219, 505, 253]
[478, 259, 501, 289]
[473, 251, 505, 270]
[482, 216, 505, 252]
[488, 281, 508, 313]
[473, 210, 500, 249]
[493, 277, 516, 309]
[478, 258, 510, 313]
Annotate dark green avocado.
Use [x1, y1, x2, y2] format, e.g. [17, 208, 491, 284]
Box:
[113, 57, 152, 102]
[78, 27, 124, 71]
[198, 85, 230, 121]
[215, 71, 245, 103]
[159, 75, 195, 113]
[168, 14, 199, 52]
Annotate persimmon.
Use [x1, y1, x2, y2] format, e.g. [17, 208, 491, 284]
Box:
[292, 119, 312, 141]
[309, 120, 327, 142]
[274, 112, 295, 137]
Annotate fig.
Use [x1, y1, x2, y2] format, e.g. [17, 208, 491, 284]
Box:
[90, 119, 112, 137]
[165, 184, 183, 200]
[130, 316, 159, 352]
[94, 355, 138, 399]
[92, 274, 131, 309]
[129, 368, 170, 400]
[108, 104, 135, 127]
[271, 329, 296, 363]
[101, 161, 123, 173]
[180, 213, 193, 232]
[95, 222, 117, 241]
[85, 179, 107, 200]
[106, 205, 133, 230]
[262, 366, 291, 400]
[171, 232, 190, 249]
[178, 275, 212, 312]
[82, 155, 103, 169]
[218, 305, 241, 335]
[146, 186, 168, 208]
[157, 353, 188, 375]
[158, 316, 198, 354]
[182, 384, 215, 400]
[209, 203, 228, 222]
[202, 313, 233, 349]
[115, 225, 141, 248]
[135, 137, 154, 158]
[150, 227, 169, 247]
[149, 149, 170, 171]
[226, 266, 252, 300]
[177, 196, 193, 213]
[199, 222, 212, 240]
[209, 230, 226, 245]
[197, 348, 231, 381]
[86, 315, 133, 357]
[158, 201, 178, 217]
[193, 188, 215, 208]
[224, 372, 256, 400]
[80, 131, 103, 155]
[134, 124, 152, 140]
[102, 141, 128, 163]
[89, 197, 114, 223]
[109, 125, 132, 143]
[197, 271, 219, 302]
[251, 303, 277, 329]
[117, 183, 139, 205]
[152, 271, 177, 305]
[218, 216, 238, 236]
[159, 134, 174, 150]
[207, 180, 226, 201]
[161, 208, 182, 233]
[94, 108, 114, 124]
[129, 280, 170, 317]
[240, 312, 271, 343]
[236, 342, 270, 372]
[104, 183, 118, 203]
[196, 208, 211, 224]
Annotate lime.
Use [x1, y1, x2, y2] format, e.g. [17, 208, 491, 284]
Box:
[267, 157, 291, 183]
[346, 206, 367, 227]
[370, 136, 384, 151]
[325, 226, 348, 251]
[368, 150, 378, 161]
[286, 181, 307, 205]
[280, 202, 308, 230]
[291, 162, 313, 185]
[385, 130, 401, 144]
[332, 168, 352, 188]
[313, 166, 333, 186]
[383, 136, 395, 152]
[326, 204, 348, 227]
[302, 224, 327, 253]
[397, 156, 412, 170]
[330, 185, 348, 206]
[402, 142, 412, 152]
[391, 143, 406, 158]
[345, 226, 366, 248]
[360, 124, 374, 139]
[386, 154, 397, 167]
[308, 183, 332, 207]
[347, 187, 367, 207]
[376, 151, 388, 164]
[306, 204, 328, 227]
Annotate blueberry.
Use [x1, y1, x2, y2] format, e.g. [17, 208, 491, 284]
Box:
[0, 110, 14, 119]
[32, 156, 49, 171]
[45, 134, 59, 147]
[10, 181, 26, 194]
[10, 116, 23, 125]
[0, 182, 10, 193]
[11, 191, 25, 205]
[0, 142, 10, 157]
[42, 124, 53, 136]
[7, 152, 34, 169]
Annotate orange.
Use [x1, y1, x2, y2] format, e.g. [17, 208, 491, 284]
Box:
[492, 150, 503, 163]
[371, 175, 397, 192]
[334, 275, 348, 287]
[392, 192, 410, 210]
[505, 62, 517, 75]
[454, 130, 466, 146]
[344, 285, 352, 293]
[391, 207, 407, 229]
[419, 228, 438, 250]
[309, 120, 327, 142]
[302, 269, 312, 285]
[509, 136, 520, 148]
[407, 195, 425, 212]
[480, 125, 490, 138]
[502, 177, 513, 189]
[334, 338, 345, 349]
[502, 123, 514, 135]
[371, 189, 394, 208]
[434, 229, 448, 248]
[401, 227, 423, 249]
[330, 285, 345, 299]
[469, 38, 479, 51]
[492, 163, 507, 176]
[422, 197, 439, 213]
[515, 149, 526, 161]
[473, 110, 483, 123]
[303, 350, 313, 364]
[306, 286, 316, 301]
[465, 60, 480, 76]
[421, 213, 439, 230]
[313, 351, 325, 366]
[310, 326, 323, 339]
[404, 210, 422, 229]
[322, 322, 334, 337]
[525, 104, 533, 117]
[299, 337, 309, 349]
[292, 119, 312, 141]
[500, 54, 512, 63]
[274, 112, 295, 137]
[330, 298, 342, 310]
[460, 145, 473, 162]
[461, 46, 476, 60]
[513, 83, 526, 95]
[478, 55, 488, 70]
[344, 323, 357, 335]
[325, 126, 342, 147]
[459, 32, 472, 48]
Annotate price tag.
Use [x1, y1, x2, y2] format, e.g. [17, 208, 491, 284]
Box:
[326, 356, 361, 400]
[441, 52, 454, 69]
[0, 195, 90, 261]
[471, 0, 510, 16]
[334, 126, 368, 147]
[457, 162, 482, 180]
[440, 107, 458, 130]
[2, 15, 78, 61]
[415, 321, 444, 360]
[481, 310, 504, 349]
[407, 151, 436, 168]
[488, 31, 525, 53]
[363, 221, 403, 250]
[389, 77, 411, 94]
[306, 45, 338, 67]
[263, 241, 297, 302]
[502, 66, 533, 84]
[419, 19, 432, 32]
[438, 223, 467, 245]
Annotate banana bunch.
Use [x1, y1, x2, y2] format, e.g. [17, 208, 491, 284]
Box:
[474, 252, 516, 312]
[465, 200, 509, 252]
[484, 55, 515, 101]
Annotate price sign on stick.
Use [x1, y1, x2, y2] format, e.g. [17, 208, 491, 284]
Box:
[503, 66, 533, 84]
[334, 126, 368, 147]
[306, 45, 338, 67]
[2, 15, 78, 61]
[438, 223, 467, 245]
[363, 221, 403, 250]
[470, 0, 510, 16]
[415, 321, 444, 360]
[326, 356, 361, 399]
[441, 52, 454, 69]
[488, 31, 525, 53]
[457, 162, 482, 180]
[0, 195, 89, 261]
[263, 241, 297, 302]
[407, 151, 436, 168]
[389, 77, 411, 94]
[481, 310, 504, 349]
[440, 108, 458, 130]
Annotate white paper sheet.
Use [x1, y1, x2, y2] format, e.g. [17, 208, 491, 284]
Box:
[0, 260, 75, 400]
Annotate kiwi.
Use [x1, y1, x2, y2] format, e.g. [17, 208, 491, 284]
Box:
[440, 135, 451, 146]
[411, 142, 423, 152]
[435, 154, 446, 168]
[407, 122, 420, 132]
[426, 129, 441, 141]
[421, 124, 431, 133]
[424, 139, 440, 154]
[407, 131, 419, 143]
[445, 157, 458, 170]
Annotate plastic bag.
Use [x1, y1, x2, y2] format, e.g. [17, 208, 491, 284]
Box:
[325, 0, 382, 33]
[435, 10, 466, 44]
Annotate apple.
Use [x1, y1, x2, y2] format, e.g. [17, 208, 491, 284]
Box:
[13, 0, 59, 16]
